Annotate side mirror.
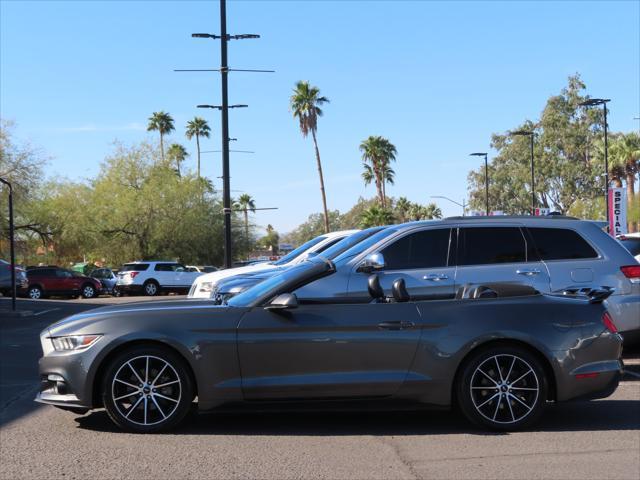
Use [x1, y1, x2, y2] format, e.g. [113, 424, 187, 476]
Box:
[265, 293, 298, 311]
[357, 252, 385, 273]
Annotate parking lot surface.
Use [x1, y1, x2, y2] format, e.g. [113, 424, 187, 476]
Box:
[1, 296, 639, 480]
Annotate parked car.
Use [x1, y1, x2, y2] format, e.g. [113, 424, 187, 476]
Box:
[185, 265, 219, 273]
[116, 261, 205, 296]
[617, 233, 640, 263]
[25, 266, 102, 299]
[0, 259, 28, 296]
[35, 256, 622, 433]
[188, 229, 359, 299]
[90, 268, 119, 295]
[255, 217, 639, 345]
[211, 226, 389, 303]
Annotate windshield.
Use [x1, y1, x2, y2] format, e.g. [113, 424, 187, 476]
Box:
[332, 226, 400, 265]
[273, 235, 327, 265]
[319, 227, 385, 260]
[227, 263, 311, 307]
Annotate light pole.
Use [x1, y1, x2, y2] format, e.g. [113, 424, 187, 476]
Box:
[470, 152, 489, 215]
[510, 130, 536, 215]
[579, 98, 611, 224]
[430, 195, 467, 216]
[0, 177, 16, 311]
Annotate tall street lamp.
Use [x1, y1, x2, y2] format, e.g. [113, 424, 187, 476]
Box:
[579, 98, 611, 224]
[430, 195, 467, 216]
[510, 130, 536, 215]
[470, 152, 489, 215]
[0, 177, 16, 311]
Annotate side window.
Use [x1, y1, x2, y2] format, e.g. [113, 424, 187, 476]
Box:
[154, 263, 173, 272]
[315, 237, 343, 254]
[458, 227, 527, 266]
[528, 228, 598, 260]
[93, 269, 105, 279]
[56, 269, 72, 278]
[382, 229, 451, 270]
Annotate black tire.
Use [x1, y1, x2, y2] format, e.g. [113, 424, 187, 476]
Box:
[112, 286, 122, 297]
[143, 280, 159, 296]
[27, 285, 43, 300]
[456, 345, 548, 431]
[101, 345, 194, 433]
[81, 283, 97, 299]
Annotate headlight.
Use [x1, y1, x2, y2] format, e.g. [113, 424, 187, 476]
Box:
[199, 281, 214, 293]
[50, 334, 102, 351]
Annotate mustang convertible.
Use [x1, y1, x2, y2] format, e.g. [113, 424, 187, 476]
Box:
[36, 257, 623, 433]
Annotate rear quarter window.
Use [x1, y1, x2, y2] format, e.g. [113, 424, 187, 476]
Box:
[120, 263, 150, 271]
[528, 228, 598, 261]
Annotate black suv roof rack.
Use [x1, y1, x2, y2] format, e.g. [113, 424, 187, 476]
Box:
[444, 215, 578, 221]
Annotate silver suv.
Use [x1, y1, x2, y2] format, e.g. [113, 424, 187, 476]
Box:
[290, 216, 640, 344]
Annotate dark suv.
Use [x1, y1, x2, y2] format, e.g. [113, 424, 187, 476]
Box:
[26, 267, 102, 299]
[0, 259, 28, 296]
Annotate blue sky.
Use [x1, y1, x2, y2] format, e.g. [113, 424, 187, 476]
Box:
[1, 0, 639, 233]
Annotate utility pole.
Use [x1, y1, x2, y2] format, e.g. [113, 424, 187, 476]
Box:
[470, 152, 489, 215]
[0, 177, 16, 311]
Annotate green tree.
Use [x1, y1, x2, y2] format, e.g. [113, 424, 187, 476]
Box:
[185, 117, 211, 178]
[406, 202, 442, 221]
[260, 224, 280, 255]
[394, 196, 412, 223]
[236, 193, 256, 244]
[166, 143, 188, 177]
[147, 111, 175, 162]
[290, 80, 331, 233]
[360, 205, 394, 228]
[359, 136, 397, 208]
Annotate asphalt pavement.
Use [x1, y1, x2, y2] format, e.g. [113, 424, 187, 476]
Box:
[1, 296, 639, 480]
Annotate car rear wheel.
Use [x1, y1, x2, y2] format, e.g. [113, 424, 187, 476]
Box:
[102, 346, 194, 433]
[456, 346, 548, 431]
[28, 286, 43, 300]
[143, 280, 159, 296]
[81, 284, 96, 299]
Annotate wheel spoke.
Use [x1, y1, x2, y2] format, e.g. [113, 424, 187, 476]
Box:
[495, 357, 504, 382]
[151, 363, 168, 386]
[125, 396, 144, 418]
[505, 356, 516, 383]
[114, 392, 138, 402]
[476, 392, 500, 409]
[115, 378, 138, 389]
[151, 395, 166, 419]
[510, 368, 534, 387]
[492, 394, 502, 420]
[127, 362, 144, 385]
[143, 396, 148, 424]
[510, 387, 538, 391]
[145, 357, 150, 384]
[471, 386, 498, 390]
[154, 380, 179, 388]
[508, 392, 533, 411]
[477, 368, 499, 386]
[153, 392, 179, 403]
[506, 395, 516, 422]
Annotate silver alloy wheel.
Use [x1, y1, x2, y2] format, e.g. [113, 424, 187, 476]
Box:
[29, 287, 41, 299]
[111, 355, 182, 426]
[83, 285, 95, 298]
[145, 282, 158, 295]
[470, 354, 539, 425]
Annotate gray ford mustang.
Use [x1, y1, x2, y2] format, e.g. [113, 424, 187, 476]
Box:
[36, 257, 623, 433]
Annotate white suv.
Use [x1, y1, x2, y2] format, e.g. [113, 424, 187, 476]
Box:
[188, 230, 359, 299]
[116, 261, 205, 296]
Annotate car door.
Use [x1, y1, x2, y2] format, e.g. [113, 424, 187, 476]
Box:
[54, 269, 77, 293]
[237, 301, 422, 400]
[153, 263, 174, 287]
[454, 226, 551, 293]
[347, 227, 457, 300]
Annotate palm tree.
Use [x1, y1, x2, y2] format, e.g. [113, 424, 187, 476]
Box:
[236, 193, 256, 242]
[166, 143, 188, 177]
[185, 117, 211, 178]
[360, 205, 394, 228]
[395, 196, 412, 222]
[609, 133, 640, 232]
[147, 111, 175, 162]
[359, 136, 397, 208]
[290, 81, 331, 233]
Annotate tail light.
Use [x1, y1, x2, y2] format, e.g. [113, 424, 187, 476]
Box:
[621, 265, 640, 284]
[602, 311, 618, 334]
[129, 271, 139, 279]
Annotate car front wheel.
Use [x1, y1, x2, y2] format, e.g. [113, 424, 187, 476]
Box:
[81, 284, 96, 299]
[28, 286, 43, 300]
[102, 346, 194, 433]
[143, 281, 159, 296]
[456, 346, 548, 431]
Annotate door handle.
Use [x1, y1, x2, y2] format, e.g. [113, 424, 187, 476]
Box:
[423, 273, 449, 281]
[378, 321, 415, 330]
[516, 269, 541, 276]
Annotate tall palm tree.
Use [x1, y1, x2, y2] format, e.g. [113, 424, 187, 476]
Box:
[185, 117, 211, 178]
[360, 205, 394, 228]
[395, 196, 412, 222]
[290, 81, 330, 233]
[236, 193, 256, 242]
[359, 136, 397, 208]
[147, 111, 175, 162]
[166, 143, 188, 177]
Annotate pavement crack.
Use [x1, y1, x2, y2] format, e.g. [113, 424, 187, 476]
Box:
[375, 435, 419, 480]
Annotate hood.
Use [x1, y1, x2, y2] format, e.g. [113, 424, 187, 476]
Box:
[46, 298, 222, 336]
